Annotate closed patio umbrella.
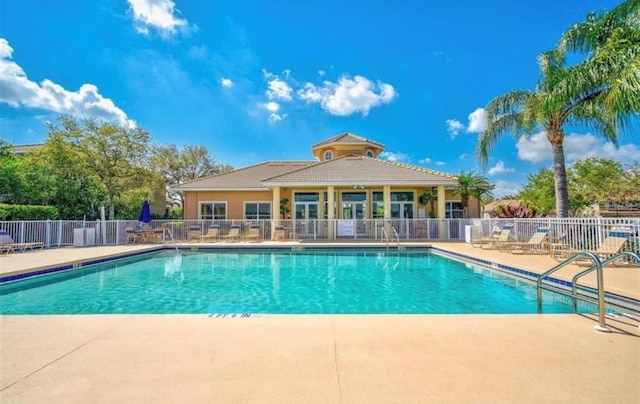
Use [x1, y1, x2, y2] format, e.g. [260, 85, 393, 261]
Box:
[138, 200, 152, 224]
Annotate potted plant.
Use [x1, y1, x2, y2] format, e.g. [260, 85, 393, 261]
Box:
[420, 188, 437, 218]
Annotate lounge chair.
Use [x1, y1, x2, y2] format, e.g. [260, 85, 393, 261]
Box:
[497, 227, 549, 254]
[479, 225, 514, 249]
[552, 228, 632, 265]
[471, 226, 502, 247]
[0, 230, 45, 254]
[199, 225, 220, 242]
[222, 225, 241, 242]
[243, 225, 261, 242]
[187, 225, 203, 242]
[273, 226, 286, 241]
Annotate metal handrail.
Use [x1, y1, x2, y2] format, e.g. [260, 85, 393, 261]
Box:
[391, 226, 400, 247]
[570, 252, 640, 312]
[381, 227, 390, 248]
[537, 251, 609, 332]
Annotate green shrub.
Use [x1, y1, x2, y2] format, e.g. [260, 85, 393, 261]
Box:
[0, 204, 59, 220]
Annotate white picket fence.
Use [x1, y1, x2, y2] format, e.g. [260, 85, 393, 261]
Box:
[0, 218, 638, 255]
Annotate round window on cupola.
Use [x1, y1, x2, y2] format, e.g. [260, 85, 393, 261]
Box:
[365, 150, 374, 158]
[324, 150, 333, 160]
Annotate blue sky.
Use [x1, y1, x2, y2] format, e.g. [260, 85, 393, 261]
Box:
[1, 0, 638, 197]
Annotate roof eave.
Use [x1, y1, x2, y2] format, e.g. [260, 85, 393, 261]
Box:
[169, 186, 269, 192]
[261, 180, 458, 187]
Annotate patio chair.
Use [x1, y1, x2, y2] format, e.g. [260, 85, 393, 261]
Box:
[0, 230, 44, 254]
[125, 225, 140, 244]
[222, 225, 241, 242]
[199, 225, 220, 242]
[552, 228, 633, 265]
[187, 225, 203, 242]
[243, 225, 261, 242]
[471, 226, 502, 248]
[479, 225, 514, 249]
[497, 227, 550, 254]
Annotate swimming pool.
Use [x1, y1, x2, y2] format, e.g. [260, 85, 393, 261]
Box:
[0, 250, 593, 314]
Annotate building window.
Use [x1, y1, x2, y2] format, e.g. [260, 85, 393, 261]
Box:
[324, 150, 333, 160]
[245, 202, 271, 220]
[200, 202, 227, 220]
[365, 150, 374, 158]
[446, 201, 464, 218]
[372, 191, 414, 218]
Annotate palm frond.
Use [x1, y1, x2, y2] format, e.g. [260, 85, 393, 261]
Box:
[556, 0, 640, 56]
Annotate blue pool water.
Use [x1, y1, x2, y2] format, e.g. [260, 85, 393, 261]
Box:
[0, 250, 591, 314]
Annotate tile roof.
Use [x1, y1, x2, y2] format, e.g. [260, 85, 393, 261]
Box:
[171, 161, 317, 190]
[311, 132, 385, 150]
[262, 155, 459, 186]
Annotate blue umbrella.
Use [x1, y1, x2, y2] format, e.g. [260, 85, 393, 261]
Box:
[138, 200, 152, 224]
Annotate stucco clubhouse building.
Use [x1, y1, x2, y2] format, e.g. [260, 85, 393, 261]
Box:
[172, 133, 483, 239]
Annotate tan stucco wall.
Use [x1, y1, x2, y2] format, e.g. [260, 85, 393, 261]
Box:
[184, 191, 274, 219]
[184, 187, 483, 220]
[313, 145, 382, 161]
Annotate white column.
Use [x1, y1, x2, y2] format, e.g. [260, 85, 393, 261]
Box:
[272, 186, 281, 240]
[383, 185, 392, 237]
[383, 185, 391, 219]
[327, 186, 335, 239]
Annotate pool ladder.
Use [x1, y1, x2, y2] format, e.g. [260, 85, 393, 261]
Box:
[381, 226, 401, 250]
[164, 228, 180, 253]
[537, 251, 640, 332]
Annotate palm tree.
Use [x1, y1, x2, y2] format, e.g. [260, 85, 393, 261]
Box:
[453, 171, 493, 218]
[478, 2, 638, 218]
[555, 0, 640, 117]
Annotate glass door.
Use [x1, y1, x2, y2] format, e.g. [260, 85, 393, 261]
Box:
[294, 192, 319, 238]
[341, 192, 368, 236]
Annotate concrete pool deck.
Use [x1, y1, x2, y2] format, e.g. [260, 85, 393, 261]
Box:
[1, 242, 639, 403]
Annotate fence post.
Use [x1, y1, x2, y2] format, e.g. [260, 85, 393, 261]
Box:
[45, 219, 51, 248]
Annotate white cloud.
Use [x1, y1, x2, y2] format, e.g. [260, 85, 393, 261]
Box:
[466, 107, 487, 133]
[436, 161, 446, 166]
[267, 77, 293, 101]
[318, 70, 325, 76]
[126, 0, 190, 38]
[419, 157, 432, 164]
[298, 75, 396, 116]
[261, 101, 286, 123]
[380, 151, 409, 162]
[516, 131, 640, 165]
[487, 161, 515, 176]
[0, 38, 134, 127]
[268, 113, 286, 123]
[445, 107, 486, 138]
[491, 180, 522, 198]
[446, 119, 465, 138]
[221, 78, 233, 88]
[263, 101, 280, 112]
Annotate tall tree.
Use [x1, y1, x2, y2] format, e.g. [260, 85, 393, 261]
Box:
[149, 144, 233, 211]
[570, 157, 627, 204]
[46, 116, 152, 219]
[453, 171, 493, 218]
